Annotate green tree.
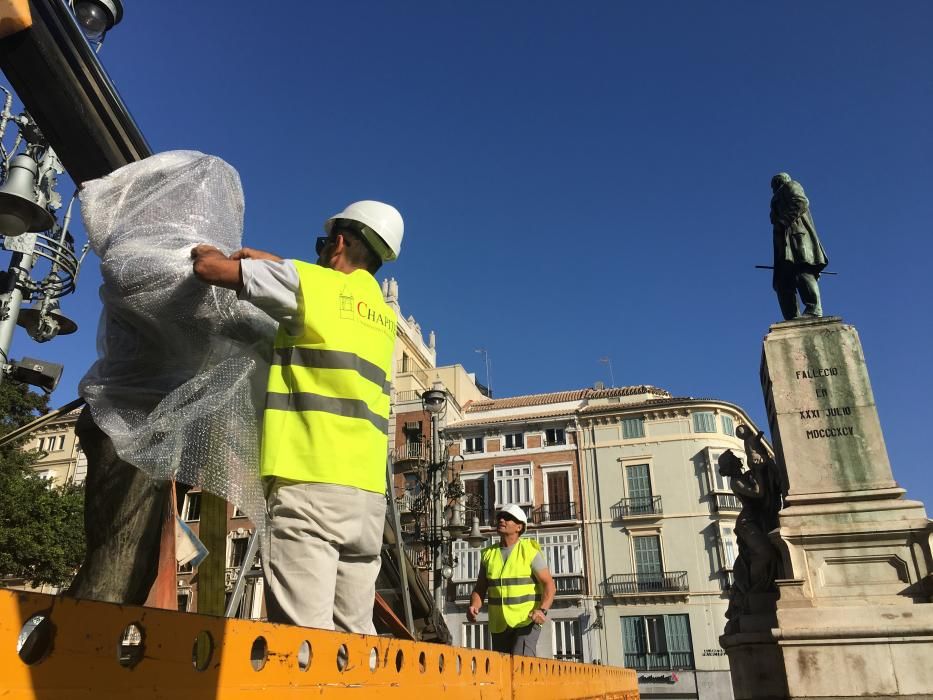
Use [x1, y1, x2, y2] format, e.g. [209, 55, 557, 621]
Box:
[0, 379, 86, 588]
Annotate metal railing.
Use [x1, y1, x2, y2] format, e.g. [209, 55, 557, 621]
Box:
[610, 496, 662, 519]
[604, 571, 688, 596]
[396, 361, 429, 388]
[454, 582, 474, 602]
[623, 651, 694, 671]
[712, 492, 742, 512]
[554, 574, 584, 596]
[531, 501, 577, 523]
[393, 442, 429, 463]
[394, 389, 421, 403]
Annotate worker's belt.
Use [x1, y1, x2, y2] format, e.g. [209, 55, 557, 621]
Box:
[488, 593, 539, 605]
[272, 347, 391, 395]
[265, 392, 390, 433]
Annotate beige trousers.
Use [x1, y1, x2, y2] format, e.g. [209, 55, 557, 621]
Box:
[263, 479, 386, 634]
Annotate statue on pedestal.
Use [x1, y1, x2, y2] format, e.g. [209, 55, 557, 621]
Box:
[770, 172, 829, 320]
[719, 429, 783, 632]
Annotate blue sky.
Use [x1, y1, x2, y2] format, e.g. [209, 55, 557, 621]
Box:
[5, 2, 932, 504]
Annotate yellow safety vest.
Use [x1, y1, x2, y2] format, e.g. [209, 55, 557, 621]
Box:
[481, 538, 542, 633]
[260, 260, 396, 493]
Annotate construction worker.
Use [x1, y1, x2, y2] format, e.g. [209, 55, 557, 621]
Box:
[190, 200, 402, 633]
[467, 503, 557, 656]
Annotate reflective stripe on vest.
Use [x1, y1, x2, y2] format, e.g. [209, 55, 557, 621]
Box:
[260, 261, 396, 493]
[482, 538, 542, 634]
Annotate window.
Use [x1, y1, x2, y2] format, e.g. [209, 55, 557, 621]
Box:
[463, 475, 489, 524]
[74, 448, 87, 485]
[452, 538, 486, 581]
[633, 535, 663, 582]
[536, 530, 582, 575]
[543, 469, 573, 520]
[719, 525, 738, 569]
[177, 592, 191, 613]
[232, 505, 247, 518]
[183, 492, 202, 521]
[503, 432, 524, 450]
[229, 536, 250, 568]
[708, 449, 730, 492]
[722, 414, 735, 436]
[553, 619, 583, 661]
[494, 465, 532, 509]
[465, 436, 484, 454]
[178, 560, 193, 573]
[462, 623, 491, 650]
[545, 428, 566, 446]
[625, 464, 654, 512]
[693, 412, 717, 433]
[622, 417, 645, 439]
[622, 614, 694, 670]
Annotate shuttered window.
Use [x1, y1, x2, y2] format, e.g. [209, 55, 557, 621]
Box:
[622, 615, 694, 670]
[721, 414, 735, 436]
[693, 412, 717, 433]
[622, 417, 645, 439]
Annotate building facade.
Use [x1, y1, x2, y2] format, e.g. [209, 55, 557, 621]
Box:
[437, 386, 762, 700]
[25, 408, 86, 487]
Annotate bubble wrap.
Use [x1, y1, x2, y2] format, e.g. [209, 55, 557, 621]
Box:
[78, 151, 275, 540]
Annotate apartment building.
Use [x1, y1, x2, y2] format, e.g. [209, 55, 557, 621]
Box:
[439, 386, 762, 700]
[443, 389, 588, 660]
[25, 408, 86, 486]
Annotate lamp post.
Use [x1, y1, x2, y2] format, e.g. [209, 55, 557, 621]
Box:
[0, 98, 85, 389]
[421, 387, 450, 613]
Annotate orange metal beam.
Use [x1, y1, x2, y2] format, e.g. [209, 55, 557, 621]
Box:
[1, 589, 638, 699]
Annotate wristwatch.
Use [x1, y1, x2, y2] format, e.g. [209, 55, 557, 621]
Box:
[538, 608, 549, 616]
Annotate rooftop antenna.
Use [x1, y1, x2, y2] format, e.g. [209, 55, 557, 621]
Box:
[475, 347, 492, 397]
[599, 356, 615, 388]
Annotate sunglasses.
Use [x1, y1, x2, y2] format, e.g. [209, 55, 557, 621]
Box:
[315, 236, 330, 256]
[495, 512, 521, 524]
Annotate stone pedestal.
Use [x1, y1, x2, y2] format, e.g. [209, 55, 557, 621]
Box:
[722, 317, 933, 700]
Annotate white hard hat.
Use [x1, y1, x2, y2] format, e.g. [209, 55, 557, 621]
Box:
[324, 200, 403, 262]
[496, 503, 528, 524]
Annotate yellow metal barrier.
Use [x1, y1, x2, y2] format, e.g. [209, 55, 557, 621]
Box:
[1, 589, 638, 699]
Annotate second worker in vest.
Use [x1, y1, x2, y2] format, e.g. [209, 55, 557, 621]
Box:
[467, 503, 557, 656]
[191, 200, 402, 634]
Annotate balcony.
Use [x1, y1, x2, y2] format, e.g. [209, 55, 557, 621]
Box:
[531, 501, 578, 524]
[623, 651, 695, 671]
[396, 361, 429, 389]
[610, 496, 663, 520]
[392, 442, 430, 468]
[711, 492, 742, 513]
[554, 574, 584, 596]
[604, 572, 689, 601]
[394, 389, 421, 403]
[453, 581, 474, 603]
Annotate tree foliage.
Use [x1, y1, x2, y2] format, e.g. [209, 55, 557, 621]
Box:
[0, 379, 86, 588]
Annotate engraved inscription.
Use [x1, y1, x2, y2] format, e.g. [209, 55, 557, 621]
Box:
[796, 367, 839, 380]
[794, 365, 856, 440]
[806, 427, 854, 439]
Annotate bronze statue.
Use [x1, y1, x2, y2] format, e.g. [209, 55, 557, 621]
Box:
[719, 434, 783, 632]
[770, 172, 828, 320]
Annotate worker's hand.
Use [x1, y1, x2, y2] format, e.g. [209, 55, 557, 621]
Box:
[467, 605, 480, 622]
[230, 247, 283, 262]
[529, 609, 547, 625]
[190, 244, 224, 261]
